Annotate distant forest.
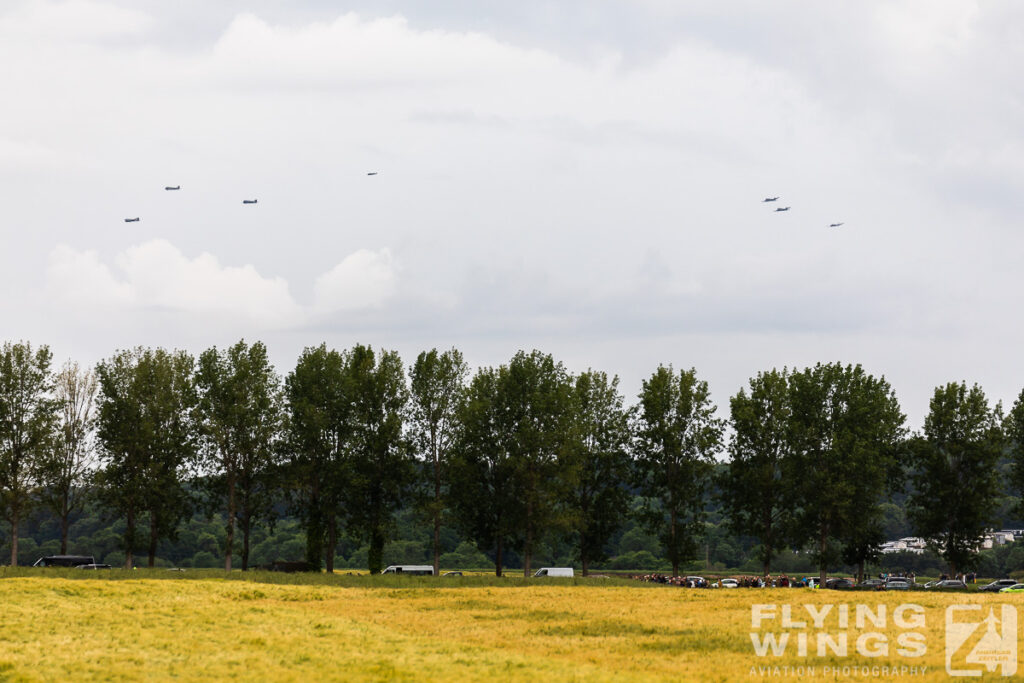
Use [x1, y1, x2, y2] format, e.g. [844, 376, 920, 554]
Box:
[2, 339, 1024, 580]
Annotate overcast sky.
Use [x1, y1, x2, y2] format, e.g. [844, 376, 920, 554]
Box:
[3, 0, 1023, 428]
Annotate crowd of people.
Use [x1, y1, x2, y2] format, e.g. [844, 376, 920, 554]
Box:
[632, 572, 924, 588]
[633, 573, 806, 588]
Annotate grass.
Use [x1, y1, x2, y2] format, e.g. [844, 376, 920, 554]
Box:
[0, 571, 1021, 681]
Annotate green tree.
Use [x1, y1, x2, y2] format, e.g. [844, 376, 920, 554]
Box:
[0, 341, 59, 565]
[1008, 388, 1024, 518]
[283, 344, 353, 571]
[787, 363, 905, 585]
[95, 347, 197, 568]
[196, 340, 283, 570]
[719, 368, 793, 577]
[568, 370, 632, 576]
[449, 367, 519, 576]
[408, 348, 468, 575]
[37, 361, 97, 554]
[634, 366, 724, 576]
[908, 382, 1003, 575]
[498, 351, 575, 578]
[346, 345, 413, 575]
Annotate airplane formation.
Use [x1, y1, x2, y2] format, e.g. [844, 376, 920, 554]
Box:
[123, 173, 379, 223]
[763, 196, 843, 228]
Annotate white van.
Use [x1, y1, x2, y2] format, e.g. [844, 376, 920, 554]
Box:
[380, 565, 434, 575]
[533, 567, 574, 578]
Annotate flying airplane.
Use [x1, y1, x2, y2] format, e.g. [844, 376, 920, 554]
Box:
[242, 199, 258, 204]
[165, 185, 180, 191]
[367, 171, 379, 176]
[775, 207, 791, 212]
[829, 222, 844, 228]
[124, 217, 140, 222]
[762, 197, 779, 202]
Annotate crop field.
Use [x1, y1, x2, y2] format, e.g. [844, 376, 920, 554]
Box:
[1, 572, 1021, 682]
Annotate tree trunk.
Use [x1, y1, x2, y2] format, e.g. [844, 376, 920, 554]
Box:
[305, 484, 322, 569]
[325, 516, 337, 573]
[524, 501, 533, 579]
[60, 496, 70, 555]
[433, 512, 441, 576]
[818, 526, 828, 586]
[368, 526, 384, 575]
[495, 537, 503, 577]
[224, 471, 236, 571]
[762, 512, 773, 578]
[432, 426, 441, 576]
[10, 511, 19, 566]
[125, 507, 135, 570]
[669, 509, 678, 577]
[148, 512, 158, 568]
[857, 559, 865, 584]
[582, 555, 590, 577]
[240, 510, 251, 571]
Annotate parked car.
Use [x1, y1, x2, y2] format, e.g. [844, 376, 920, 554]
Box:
[442, 571, 463, 577]
[826, 578, 855, 589]
[885, 579, 912, 591]
[980, 579, 1018, 592]
[858, 579, 885, 588]
[76, 563, 111, 570]
[930, 580, 967, 589]
[719, 578, 739, 588]
[32, 555, 95, 568]
[999, 584, 1024, 593]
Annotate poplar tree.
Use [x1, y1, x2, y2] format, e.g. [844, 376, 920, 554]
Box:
[37, 361, 97, 554]
[499, 351, 574, 578]
[449, 367, 518, 576]
[196, 340, 282, 571]
[568, 370, 631, 576]
[408, 348, 468, 575]
[0, 341, 59, 565]
[1008, 388, 1024, 517]
[95, 347, 197, 568]
[719, 368, 793, 577]
[908, 382, 1003, 575]
[346, 345, 413, 575]
[634, 366, 724, 576]
[787, 363, 904, 585]
[283, 344, 352, 571]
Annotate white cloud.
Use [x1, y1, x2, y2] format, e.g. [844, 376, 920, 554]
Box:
[0, 0, 152, 43]
[110, 240, 302, 327]
[46, 244, 134, 306]
[46, 241, 400, 328]
[313, 248, 397, 313]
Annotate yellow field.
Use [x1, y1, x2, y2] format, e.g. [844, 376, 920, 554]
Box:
[1, 577, 1021, 681]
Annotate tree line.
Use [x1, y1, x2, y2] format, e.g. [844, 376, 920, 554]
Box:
[2, 339, 1024, 580]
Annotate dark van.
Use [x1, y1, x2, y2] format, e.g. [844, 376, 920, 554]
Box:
[32, 555, 95, 568]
